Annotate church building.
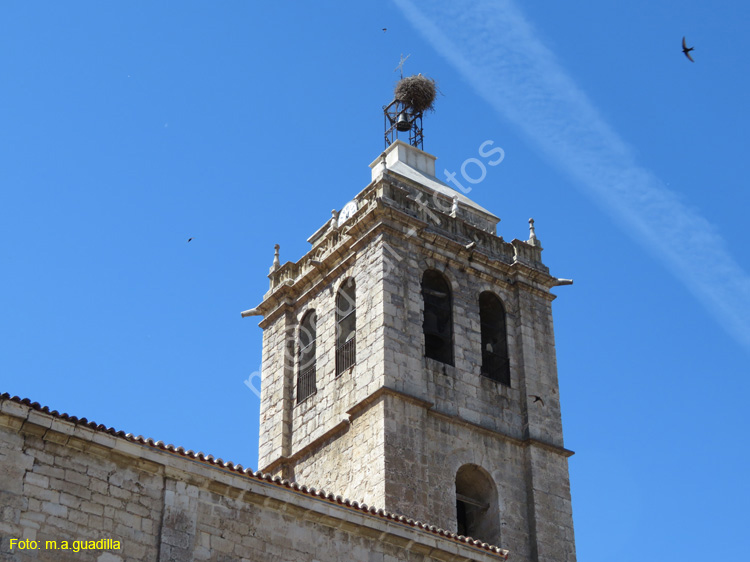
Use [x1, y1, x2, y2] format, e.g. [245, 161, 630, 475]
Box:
[0, 83, 577, 561]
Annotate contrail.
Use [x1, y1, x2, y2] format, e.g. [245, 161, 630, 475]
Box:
[394, 0, 750, 350]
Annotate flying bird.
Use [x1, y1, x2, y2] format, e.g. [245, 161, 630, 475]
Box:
[682, 37, 695, 62]
[529, 395, 545, 406]
[187, 237, 194, 242]
[382, 28, 387, 32]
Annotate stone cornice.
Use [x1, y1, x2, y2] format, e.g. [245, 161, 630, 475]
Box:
[257, 192, 559, 323]
[267, 386, 573, 475]
[379, 387, 575, 459]
[261, 418, 350, 475]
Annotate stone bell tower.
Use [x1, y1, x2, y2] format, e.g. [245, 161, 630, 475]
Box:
[248, 132, 577, 560]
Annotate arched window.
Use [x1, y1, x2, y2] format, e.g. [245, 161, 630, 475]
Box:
[479, 292, 510, 386]
[297, 310, 317, 403]
[422, 270, 453, 365]
[336, 279, 356, 376]
[455, 464, 500, 544]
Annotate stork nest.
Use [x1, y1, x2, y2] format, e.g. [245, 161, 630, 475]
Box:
[394, 74, 437, 113]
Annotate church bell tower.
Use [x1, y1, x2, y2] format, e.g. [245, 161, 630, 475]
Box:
[248, 81, 577, 562]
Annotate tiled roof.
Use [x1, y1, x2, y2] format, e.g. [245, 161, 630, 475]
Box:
[1, 392, 509, 559]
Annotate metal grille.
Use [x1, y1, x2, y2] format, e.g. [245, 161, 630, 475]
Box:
[481, 354, 510, 386]
[422, 271, 453, 366]
[335, 336, 356, 376]
[297, 366, 316, 403]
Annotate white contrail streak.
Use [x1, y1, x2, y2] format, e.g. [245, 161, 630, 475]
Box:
[395, 0, 750, 350]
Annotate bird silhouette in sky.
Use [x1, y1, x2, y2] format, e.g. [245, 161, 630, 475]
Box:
[187, 237, 194, 242]
[529, 395, 545, 406]
[682, 37, 695, 62]
[382, 28, 387, 32]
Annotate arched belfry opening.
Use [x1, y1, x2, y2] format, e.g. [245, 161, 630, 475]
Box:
[455, 464, 501, 544]
[335, 278, 356, 376]
[421, 269, 453, 365]
[297, 310, 317, 403]
[479, 292, 510, 385]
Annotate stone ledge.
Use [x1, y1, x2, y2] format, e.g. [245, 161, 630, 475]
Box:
[310, 385, 574, 459]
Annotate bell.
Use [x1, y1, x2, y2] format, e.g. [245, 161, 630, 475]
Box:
[396, 112, 411, 132]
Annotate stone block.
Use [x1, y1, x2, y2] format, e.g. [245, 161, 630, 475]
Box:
[41, 501, 67, 517]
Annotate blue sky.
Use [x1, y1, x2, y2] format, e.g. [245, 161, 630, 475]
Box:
[2, 1, 749, 560]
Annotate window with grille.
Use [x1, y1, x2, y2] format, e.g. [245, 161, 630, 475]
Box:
[479, 292, 510, 385]
[421, 270, 453, 365]
[335, 279, 356, 376]
[297, 310, 317, 403]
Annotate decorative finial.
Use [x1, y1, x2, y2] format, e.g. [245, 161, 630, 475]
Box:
[330, 209, 339, 230]
[528, 218, 540, 247]
[451, 195, 459, 216]
[270, 244, 281, 273]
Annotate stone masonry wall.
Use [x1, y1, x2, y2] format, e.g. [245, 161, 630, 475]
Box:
[379, 226, 564, 443]
[380, 394, 576, 562]
[287, 236, 385, 454]
[0, 409, 164, 561]
[259, 236, 389, 493]
[0, 397, 508, 561]
[525, 446, 577, 562]
[373, 217, 575, 561]
[285, 398, 386, 510]
[258, 309, 292, 467]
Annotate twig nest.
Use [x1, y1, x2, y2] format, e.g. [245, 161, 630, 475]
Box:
[394, 74, 437, 113]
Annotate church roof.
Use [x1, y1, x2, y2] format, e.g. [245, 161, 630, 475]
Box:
[0, 392, 509, 559]
[387, 158, 498, 218]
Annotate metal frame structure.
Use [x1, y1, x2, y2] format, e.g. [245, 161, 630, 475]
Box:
[383, 99, 424, 150]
